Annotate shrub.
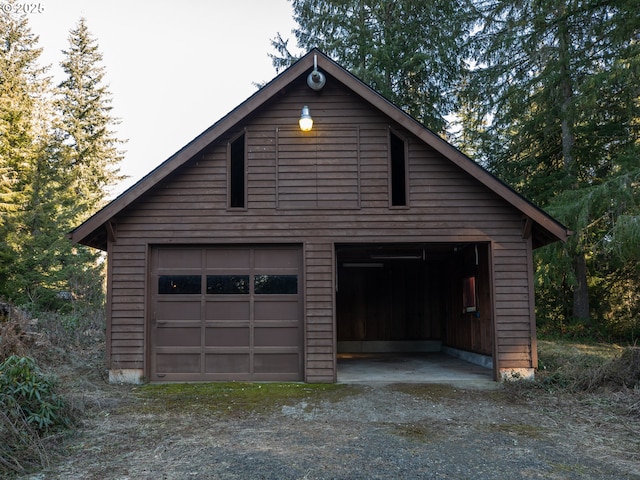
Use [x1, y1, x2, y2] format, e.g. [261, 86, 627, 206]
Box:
[0, 355, 69, 430]
[0, 355, 70, 474]
[32, 305, 105, 350]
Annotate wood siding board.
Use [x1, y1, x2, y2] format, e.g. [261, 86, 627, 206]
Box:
[111, 324, 144, 333]
[526, 236, 538, 368]
[495, 314, 535, 323]
[306, 331, 333, 339]
[306, 360, 334, 369]
[307, 346, 334, 353]
[106, 239, 113, 367]
[307, 353, 333, 362]
[304, 241, 336, 381]
[112, 332, 144, 340]
[111, 302, 144, 312]
[497, 330, 533, 338]
[498, 337, 532, 346]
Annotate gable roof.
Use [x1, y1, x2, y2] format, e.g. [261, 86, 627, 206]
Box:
[70, 49, 568, 250]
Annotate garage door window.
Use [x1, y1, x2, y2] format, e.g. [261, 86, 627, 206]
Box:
[254, 275, 297, 294]
[158, 275, 202, 294]
[207, 275, 250, 294]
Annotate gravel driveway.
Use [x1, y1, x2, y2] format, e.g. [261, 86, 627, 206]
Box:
[21, 380, 640, 480]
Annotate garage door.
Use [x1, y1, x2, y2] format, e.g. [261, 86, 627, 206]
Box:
[150, 246, 303, 382]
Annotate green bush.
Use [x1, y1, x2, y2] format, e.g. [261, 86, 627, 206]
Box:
[0, 355, 69, 431]
[0, 355, 71, 473]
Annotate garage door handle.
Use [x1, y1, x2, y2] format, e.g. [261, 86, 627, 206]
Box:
[157, 320, 167, 325]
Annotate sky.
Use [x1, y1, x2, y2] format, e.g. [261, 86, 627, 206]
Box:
[26, 0, 300, 196]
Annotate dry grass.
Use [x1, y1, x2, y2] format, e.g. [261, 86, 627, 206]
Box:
[504, 340, 640, 445]
[0, 305, 41, 362]
[513, 341, 640, 421]
[500, 340, 640, 474]
[484, 422, 546, 439]
[391, 421, 446, 443]
[573, 347, 640, 391]
[0, 406, 49, 474]
[535, 340, 636, 391]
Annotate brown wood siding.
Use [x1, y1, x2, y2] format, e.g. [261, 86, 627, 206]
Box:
[304, 242, 335, 382]
[108, 243, 146, 371]
[493, 242, 534, 368]
[106, 74, 535, 377]
[276, 127, 360, 209]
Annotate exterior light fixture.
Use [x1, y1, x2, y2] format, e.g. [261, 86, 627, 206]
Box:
[299, 105, 313, 132]
[307, 55, 326, 91]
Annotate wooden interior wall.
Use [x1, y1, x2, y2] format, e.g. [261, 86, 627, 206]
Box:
[336, 260, 444, 342]
[444, 244, 493, 356]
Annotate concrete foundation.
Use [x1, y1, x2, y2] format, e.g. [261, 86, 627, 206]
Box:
[499, 368, 535, 382]
[107, 355, 533, 385]
[337, 340, 442, 353]
[441, 346, 493, 369]
[109, 369, 144, 384]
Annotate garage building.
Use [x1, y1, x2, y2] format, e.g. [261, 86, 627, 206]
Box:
[70, 50, 568, 383]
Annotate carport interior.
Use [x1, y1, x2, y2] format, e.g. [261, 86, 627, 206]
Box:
[335, 243, 494, 372]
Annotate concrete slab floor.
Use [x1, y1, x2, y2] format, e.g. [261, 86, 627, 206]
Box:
[337, 353, 500, 390]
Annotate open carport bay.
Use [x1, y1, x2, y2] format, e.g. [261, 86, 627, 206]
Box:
[335, 243, 496, 377]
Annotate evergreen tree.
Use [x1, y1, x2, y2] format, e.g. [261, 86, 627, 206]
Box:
[0, 14, 124, 309]
[270, 0, 473, 134]
[0, 8, 45, 222]
[56, 17, 125, 224]
[53, 17, 125, 307]
[0, 5, 56, 304]
[460, 0, 640, 333]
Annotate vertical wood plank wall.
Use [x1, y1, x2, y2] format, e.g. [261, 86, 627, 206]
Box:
[444, 244, 494, 357]
[106, 74, 535, 379]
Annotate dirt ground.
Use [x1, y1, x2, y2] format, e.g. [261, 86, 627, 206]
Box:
[16, 364, 640, 480]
